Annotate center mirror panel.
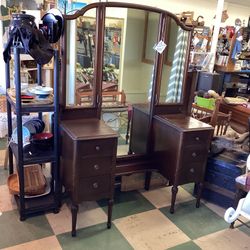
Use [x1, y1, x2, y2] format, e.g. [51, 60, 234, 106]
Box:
[159, 18, 190, 104]
[66, 8, 97, 107]
[101, 7, 160, 156]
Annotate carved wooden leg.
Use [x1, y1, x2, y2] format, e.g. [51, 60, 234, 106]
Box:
[107, 199, 113, 229]
[196, 182, 203, 208]
[144, 171, 152, 191]
[170, 185, 178, 214]
[71, 203, 79, 237]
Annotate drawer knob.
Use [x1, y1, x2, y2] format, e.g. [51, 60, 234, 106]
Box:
[190, 168, 195, 173]
[95, 146, 100, 151]
[94, 164, 99, 170]
[195, 137, 200, 141]
[192, 152, 197, 157]
[93, 182, 99, 189]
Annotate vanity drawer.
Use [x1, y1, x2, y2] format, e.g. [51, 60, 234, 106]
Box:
[77, 175, 112, 201]
[77, 156, 114, 177]
[176, 162, 206, 184]
[77, 138, 116, 157]
[182, 146, 208, 163]
[183, 131, 211, 146]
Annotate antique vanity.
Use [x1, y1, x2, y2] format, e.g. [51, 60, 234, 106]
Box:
[59, 2, 214, 236]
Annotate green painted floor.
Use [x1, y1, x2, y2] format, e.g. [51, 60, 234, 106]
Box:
[0, 149, 249, 250]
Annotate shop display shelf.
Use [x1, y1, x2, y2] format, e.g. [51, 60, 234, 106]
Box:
[10, 142, 56, 166]
[14, 192, 58, 219]
[6, 93, 55, 114]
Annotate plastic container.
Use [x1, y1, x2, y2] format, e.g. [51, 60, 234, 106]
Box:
[196, 96, 215, 110]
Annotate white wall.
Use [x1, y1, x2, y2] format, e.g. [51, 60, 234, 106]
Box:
[88, 0, 250, 29]
[225, 3, 250, 27]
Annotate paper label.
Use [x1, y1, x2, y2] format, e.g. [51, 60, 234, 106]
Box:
[153, 40, 167, 54]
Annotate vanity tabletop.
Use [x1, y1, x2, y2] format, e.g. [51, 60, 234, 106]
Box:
[155, 114, 213, 132]
[60, 118, 118, 140]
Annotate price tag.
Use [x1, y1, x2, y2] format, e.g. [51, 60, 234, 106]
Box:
[153, 40, 167, 54]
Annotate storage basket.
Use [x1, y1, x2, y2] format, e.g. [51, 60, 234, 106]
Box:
[7, 164, 46, 196]
[196, 96, 215, 110]
[0, 95, 7, 113]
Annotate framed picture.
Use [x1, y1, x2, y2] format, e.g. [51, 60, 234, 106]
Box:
[142, 12, 176, 66]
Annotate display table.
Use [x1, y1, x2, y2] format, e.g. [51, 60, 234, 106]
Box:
[219, 102, 250, 133]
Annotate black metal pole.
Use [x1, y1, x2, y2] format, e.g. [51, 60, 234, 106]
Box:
[5, 60, 13, 174]
[37, 63, 43, 120]
[37, 64, 42, 86]
[14, 47, 25, 217]
[53, 49, 60, 207]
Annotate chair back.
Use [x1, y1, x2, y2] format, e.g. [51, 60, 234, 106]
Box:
[191, 98, 231, 136]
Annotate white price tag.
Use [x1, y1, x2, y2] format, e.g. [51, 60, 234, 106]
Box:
[153, 40, 167, 54]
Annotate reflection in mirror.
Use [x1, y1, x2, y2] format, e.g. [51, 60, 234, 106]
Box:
[142, 12, 161, 64]
[66, 8, 96, 107]
[159, 19, 189, 104]
[101, 8, 160, 156]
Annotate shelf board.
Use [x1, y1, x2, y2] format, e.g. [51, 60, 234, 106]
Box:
[14, 192, 58, 216]
[7, 94, 55, 113]
[10, 142, 56, 165]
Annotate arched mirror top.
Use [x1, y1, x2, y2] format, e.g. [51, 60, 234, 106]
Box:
[60, 2, 193, 113]
[63, 2, 192, 31]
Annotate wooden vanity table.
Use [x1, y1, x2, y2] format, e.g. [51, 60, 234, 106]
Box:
[59, 2, 213, 237]
[153, 115, 213, 213]
[60, 119, 117, 236]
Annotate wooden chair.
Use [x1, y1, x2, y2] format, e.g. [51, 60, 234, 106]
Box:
[191, 98, 232, 136]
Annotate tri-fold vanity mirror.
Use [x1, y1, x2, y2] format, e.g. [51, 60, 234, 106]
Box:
[59, 2, 214, 237]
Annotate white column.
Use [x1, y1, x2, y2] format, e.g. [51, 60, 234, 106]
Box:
[0, 0, 7, 91]
[0, 20, 6, 91]
[208, 0, 224, 73]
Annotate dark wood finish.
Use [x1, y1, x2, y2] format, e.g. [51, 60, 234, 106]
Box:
[59, 3, 213, 230]
[129, 104, 150, 155]
[60, 119, 118, 236]
[191, 99, 232, 136]
[219, 102, 250, 133]
[153, 114, 214, 213]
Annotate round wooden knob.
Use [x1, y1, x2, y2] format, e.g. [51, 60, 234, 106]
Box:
[195, 137, 200, 141]
[94, 164, 99, 170]
[190, 168, 194, 173]
[192, 152, 197, 157]
[95, 146, 100, 151]
[93, 182, 99, 189]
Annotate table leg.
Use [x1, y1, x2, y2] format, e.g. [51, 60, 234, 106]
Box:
[107, 199, 113, 229]
[196, 182, 203, 208]
[71, 203, 79, 237]
[170, 185, 178, 214]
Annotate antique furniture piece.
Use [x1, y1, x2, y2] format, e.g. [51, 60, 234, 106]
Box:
[219, 101, 250, 133]
[203, 150, 247, 208]
[191, 99, 232, 136]
[153, 115, 213, 213]
[60, 2, 214, 236]
[60, 119, 117, 236]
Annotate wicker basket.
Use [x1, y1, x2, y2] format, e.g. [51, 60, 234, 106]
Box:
[0, 95, 7, 113]
[8, 165, 46, 196]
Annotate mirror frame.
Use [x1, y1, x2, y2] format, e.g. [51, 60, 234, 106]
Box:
[59, 2, 194, 161]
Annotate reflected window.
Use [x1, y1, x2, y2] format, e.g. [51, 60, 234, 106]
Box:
[159, 19, 189, 104]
